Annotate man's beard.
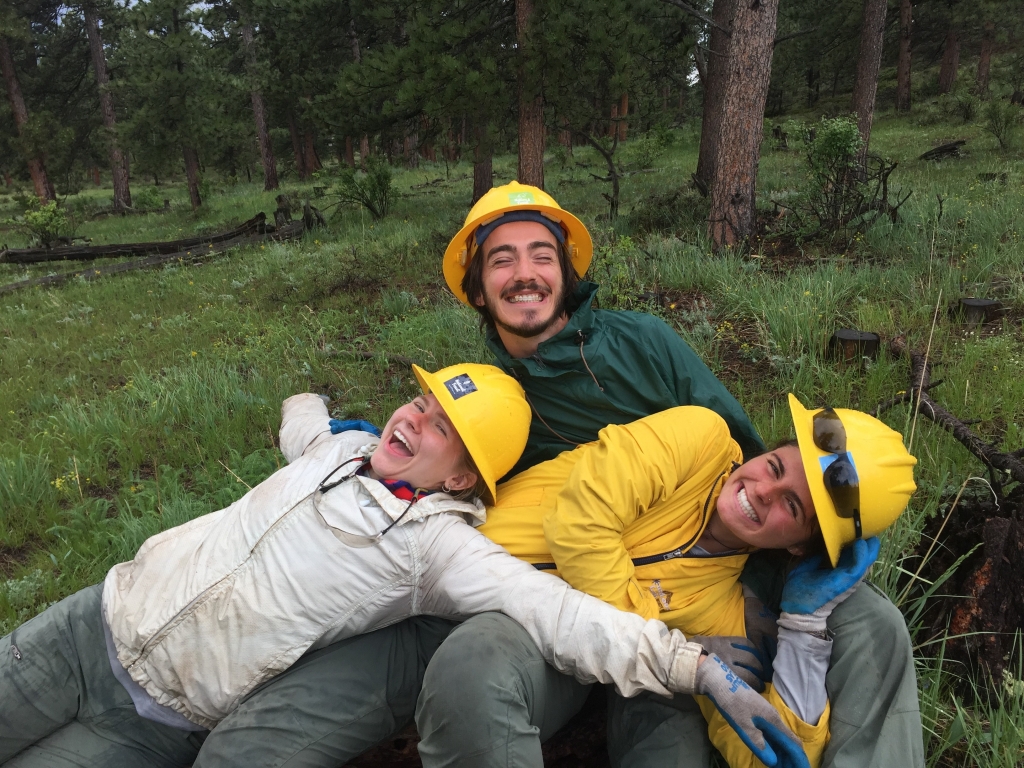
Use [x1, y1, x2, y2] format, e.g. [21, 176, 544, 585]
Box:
[485, 281, 566, 339]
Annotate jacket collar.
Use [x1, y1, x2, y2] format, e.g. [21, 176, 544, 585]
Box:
[484, 282, 599, 375]
[350, 444, 487, 527]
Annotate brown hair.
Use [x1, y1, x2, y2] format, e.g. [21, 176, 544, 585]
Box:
[449, 446, 492, 505]
[460, 240, 580, 332]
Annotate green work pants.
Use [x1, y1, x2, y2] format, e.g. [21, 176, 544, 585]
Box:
[193, 616, 456, 767]
[0, 585, 207, 768]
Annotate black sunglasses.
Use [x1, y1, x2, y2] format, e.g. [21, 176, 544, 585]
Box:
[812, 407, 862, 540]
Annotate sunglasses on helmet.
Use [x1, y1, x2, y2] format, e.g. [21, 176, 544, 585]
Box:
[812, 407, 862, 540]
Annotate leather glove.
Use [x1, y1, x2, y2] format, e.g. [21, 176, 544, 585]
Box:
[778, 537, 880, 633]
[694, 653, 809, 768]
[329, 418, 382, 437]
[689, 635, 766, 692]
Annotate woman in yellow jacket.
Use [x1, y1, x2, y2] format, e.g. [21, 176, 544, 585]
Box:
[478, 395, 917, 768]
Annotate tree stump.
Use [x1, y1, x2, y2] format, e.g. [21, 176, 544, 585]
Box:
[950, 298, 1002, 326]
[829, 329, 880, 367]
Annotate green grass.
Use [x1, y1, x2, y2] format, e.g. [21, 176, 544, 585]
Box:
[1, 106, 1023, 763]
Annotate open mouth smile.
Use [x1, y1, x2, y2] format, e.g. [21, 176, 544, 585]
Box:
[506, 293, 546, 303]
[737, 488, 761, 525]
[388, 428, 413, 457]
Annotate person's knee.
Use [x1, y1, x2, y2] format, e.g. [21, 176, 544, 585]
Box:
[828, 584, 912, 663]
[420, 613, 537, 717]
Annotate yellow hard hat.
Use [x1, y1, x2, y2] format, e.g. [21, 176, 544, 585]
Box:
[788, 394, 918, 567]
[443, 181, 593, 304]
[412, 363, 531, 503]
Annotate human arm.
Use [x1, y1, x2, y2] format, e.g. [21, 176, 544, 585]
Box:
[279, 395, 379, 463]
[543, 407, 740, 620]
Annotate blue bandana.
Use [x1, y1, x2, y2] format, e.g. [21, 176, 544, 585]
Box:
[474, 211, 566, 250]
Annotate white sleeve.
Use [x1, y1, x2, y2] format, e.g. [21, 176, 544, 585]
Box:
[279, 394, 334, 463]
[418, 518, 704, 698]
[772, 627, 832, 725]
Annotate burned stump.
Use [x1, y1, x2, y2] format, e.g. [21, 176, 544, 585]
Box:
[919, 140, 966, 162]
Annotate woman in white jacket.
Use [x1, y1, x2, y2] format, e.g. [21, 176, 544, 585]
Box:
[0, 363, 798, 768]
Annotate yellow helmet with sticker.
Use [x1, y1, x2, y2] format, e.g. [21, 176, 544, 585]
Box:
[413, 363, 530, 503]
[443, 181, 593, 304]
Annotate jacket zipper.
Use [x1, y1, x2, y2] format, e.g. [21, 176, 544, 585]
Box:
[533, 467, 731, 572]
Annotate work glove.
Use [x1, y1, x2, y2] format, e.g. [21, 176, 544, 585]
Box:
[689, 635, 766, 692]
[742, 584, 779, 682]
[329, 418, 382, 437]
[694, 653, 810, 768]
[778, 537, 880, 633]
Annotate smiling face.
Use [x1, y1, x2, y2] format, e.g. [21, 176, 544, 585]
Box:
[714, 446, 819, 554]
[369, 394, 478, 494]
[474, 220, 570, 354]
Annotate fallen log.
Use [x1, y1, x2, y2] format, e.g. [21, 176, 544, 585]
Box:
[883, 336, 1024, 484]
[0, 213, 269, 264]
[918, 140, 966, 162]
[885, 336, 1024, 689]
[0, 220, 303, 296]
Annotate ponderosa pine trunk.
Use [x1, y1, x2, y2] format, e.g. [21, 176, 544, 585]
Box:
[84, 2, 131, 211]
[850, 0, 888, 158]
[938, 29, 959, 94]
[617, 93, 628, 142]
[0, 35, 54, 202]
[707, 0, 778, 249]
[976, 20, 994, 93]
[472, 121, 493, 204]
[239, 17, 278, 191]
[516, 0, 544, 188]
[344, 137, 355, 168]
[182, 146, 202, 210]
[304, 129, 322, 174]
[288, 113, 308, 179]
[695, 0, 737, 195]
[896, 0, 912, 112]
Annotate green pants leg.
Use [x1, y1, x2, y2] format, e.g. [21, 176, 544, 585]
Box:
[606, 691, 713, 768]
[415, 612, 593, 768]
[194, 616, 456, 768]
[823, 583, 924, 768]
[0, 584, 206, 768]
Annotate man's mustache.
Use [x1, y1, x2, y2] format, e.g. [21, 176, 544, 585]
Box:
[500, 281, 551, 300]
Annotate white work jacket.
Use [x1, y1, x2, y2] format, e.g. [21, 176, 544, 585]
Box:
[102, 394, 703, 729]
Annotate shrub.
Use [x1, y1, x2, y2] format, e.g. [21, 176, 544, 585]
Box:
[5, 199, 77, 248]
[133, 186, 164, 210]
[332, 157, 393, 221]
[983, 100, 1022, 150]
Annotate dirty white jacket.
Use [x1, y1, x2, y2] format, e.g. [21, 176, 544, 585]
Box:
[102, 393, 704, 729]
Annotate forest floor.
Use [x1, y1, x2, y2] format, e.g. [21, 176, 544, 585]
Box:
[1, 110, 1023, 766]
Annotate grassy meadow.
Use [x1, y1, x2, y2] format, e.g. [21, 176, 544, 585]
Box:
[2, 109, 1023, 765]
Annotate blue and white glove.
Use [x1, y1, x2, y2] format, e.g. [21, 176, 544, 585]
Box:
[329, 418, 382, 437]
[690, 635, 767, 692]
[694, 653, 810, 768]
[778, 537, 880, 633]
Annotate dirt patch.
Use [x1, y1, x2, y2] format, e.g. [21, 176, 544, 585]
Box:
[0, 540, 39, 578]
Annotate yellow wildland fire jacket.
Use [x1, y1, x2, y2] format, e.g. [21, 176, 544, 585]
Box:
[479, 406, 830, 767]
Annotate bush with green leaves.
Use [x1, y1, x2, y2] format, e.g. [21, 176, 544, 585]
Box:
[132, 186, 165, 211]
[624, 133, 666, 169]
[5, 199, 77, 248]
[983, 100, 1022, 151]
[332, 158, 394, 221]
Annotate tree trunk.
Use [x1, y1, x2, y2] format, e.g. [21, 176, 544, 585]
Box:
[850, 0, 888, 157]
[239, 17, 278, 191]
[182, 146, 202, 210]
[360, 135, 370, 170]
[344, 136, 355, 168]
[938, 29, 959, 94]
[976, 20, 994, 93]
[84, 2, 132, 210]
[707, 0, 779, 249]
[608, 102, 618, 138]
[472, 121, 493, 205]
[0, 35, 55, 202]
[695, 0, 737, 193]
[895, 0, 912, 112]
[288, 113, 308, 179]
[617, 93, 628, 142]
[516, 0, 544, 188]
[304, 129, 322, 174]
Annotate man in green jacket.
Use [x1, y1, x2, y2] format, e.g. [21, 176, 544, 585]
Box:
[194, 183, 922, 768]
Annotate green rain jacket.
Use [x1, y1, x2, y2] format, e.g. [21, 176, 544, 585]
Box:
[486, 282, 765, 478]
